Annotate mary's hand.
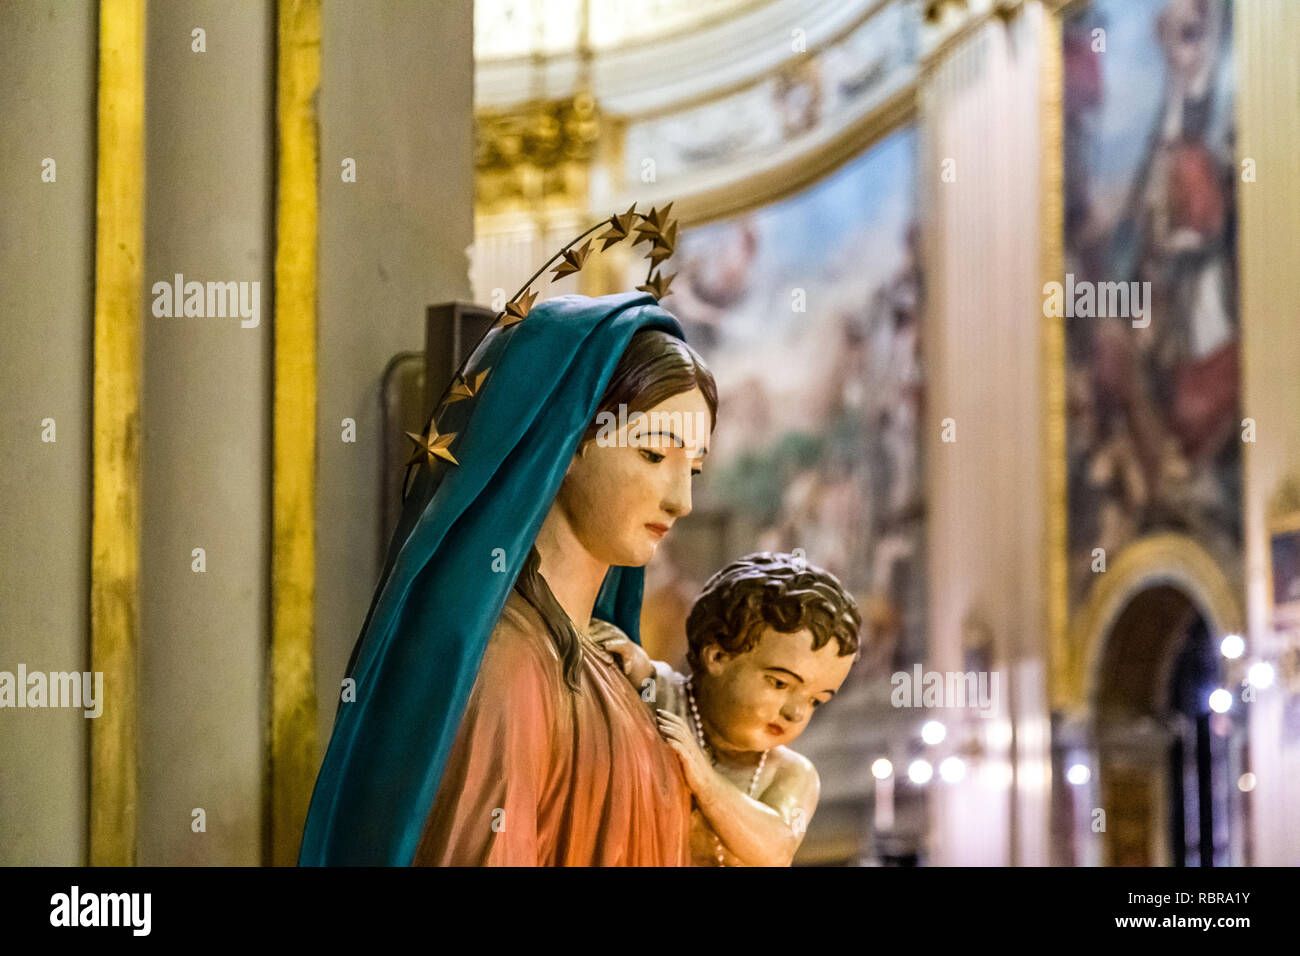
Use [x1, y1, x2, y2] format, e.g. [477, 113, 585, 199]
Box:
[596, 635, 656, 689]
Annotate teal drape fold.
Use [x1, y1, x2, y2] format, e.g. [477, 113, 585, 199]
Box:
[298, 291, 681, 866]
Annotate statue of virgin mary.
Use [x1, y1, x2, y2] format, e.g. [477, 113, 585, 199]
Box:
[298, 286, 717, 866]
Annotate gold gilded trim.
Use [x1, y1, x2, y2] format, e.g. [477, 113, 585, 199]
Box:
[90, 0, 145, 868]
[1068, 534, 1245, 714]
[1043, 0, 1089, 16]
[476, 92, 600, 216]
[1039, 4, 1070, 713]
[270, 0, 321, 867]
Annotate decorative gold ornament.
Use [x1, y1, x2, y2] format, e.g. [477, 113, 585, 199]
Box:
[633, 202, 674, 247]
[637, 269, 677, 300]
[405, 427, 460, 467]
[498, 288, 538, 328]
[648, 219, 678, 268]
[597, 204, 638, 250]
[493, 201, 681, 330]
[551, 237, 594, 280]
[442, 367, 491, 406]
[404, 200, 680, 490]
[474, 94, 600, 214]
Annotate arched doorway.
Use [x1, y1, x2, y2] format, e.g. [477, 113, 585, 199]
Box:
[1091, 584, 1241, 865]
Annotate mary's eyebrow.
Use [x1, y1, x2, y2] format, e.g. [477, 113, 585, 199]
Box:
[641, 430, 683, 446]
[640, 430, 709, 457]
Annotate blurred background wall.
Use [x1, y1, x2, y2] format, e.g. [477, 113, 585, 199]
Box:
[1237, 0, 1300, 866]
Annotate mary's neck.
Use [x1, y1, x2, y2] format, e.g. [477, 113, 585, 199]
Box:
[533, 506, 609, 635]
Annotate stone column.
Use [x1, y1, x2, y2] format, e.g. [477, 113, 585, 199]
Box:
[0, 0, 98, 867]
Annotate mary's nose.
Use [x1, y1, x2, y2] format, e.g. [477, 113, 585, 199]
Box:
[661, 463, 693, 518]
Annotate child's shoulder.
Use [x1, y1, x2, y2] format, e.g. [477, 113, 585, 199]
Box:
[653, 659, 688, 687]
[648, 660, 690, 717]
[766, 745, 820, 794]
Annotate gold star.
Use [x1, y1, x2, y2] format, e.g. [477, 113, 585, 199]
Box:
[550, 238, 594, 281]
[597, 204, 638, 251]
[633, 202, 674, 247]
[405, 427, 459, 467]
[636, 270, 677, 300]
[442, 367, 491, 406]
[498, 288, 538, 328]
[647, 218, 678, 268]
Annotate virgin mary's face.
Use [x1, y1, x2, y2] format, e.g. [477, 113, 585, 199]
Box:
[556, 387, 712, 567]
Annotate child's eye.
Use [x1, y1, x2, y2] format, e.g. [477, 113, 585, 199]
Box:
[640, 449, 665, 464]
[811, 699, 822, 709]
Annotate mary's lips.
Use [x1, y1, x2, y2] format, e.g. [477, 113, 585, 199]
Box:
[645, 523, 669, 536]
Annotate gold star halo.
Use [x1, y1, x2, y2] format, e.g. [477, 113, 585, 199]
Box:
[404, 426, 459, 467]
[550, 238, 594, 281]
[632, 202, 674, 248]
[497, 288, 538, 328]
[441, 367, 491, 407]
[636, 269, 677, 300]
[647, 219, 678, 268]
[487, 201, 683, 342]
[597, 204, 638, 250]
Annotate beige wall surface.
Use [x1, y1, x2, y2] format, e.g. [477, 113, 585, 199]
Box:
[313, 0, 475, 754]
[0, 0, 98, 867]
[139, 0, 275, 865]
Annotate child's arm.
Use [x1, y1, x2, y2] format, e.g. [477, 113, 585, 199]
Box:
[656, 710, 818, 867]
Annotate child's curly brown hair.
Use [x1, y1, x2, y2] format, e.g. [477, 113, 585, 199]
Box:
[685, 552, 861, 673]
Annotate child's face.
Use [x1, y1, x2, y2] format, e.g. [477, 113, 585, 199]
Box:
[698, 628, 855, 754]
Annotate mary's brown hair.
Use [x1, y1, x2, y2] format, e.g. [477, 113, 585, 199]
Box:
[514, 328, 717, 691]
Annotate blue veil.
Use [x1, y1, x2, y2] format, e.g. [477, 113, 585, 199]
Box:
[298, 291, 685, 866]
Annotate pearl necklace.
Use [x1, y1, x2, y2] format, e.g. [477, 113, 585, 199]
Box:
[685, 677, 768, 866]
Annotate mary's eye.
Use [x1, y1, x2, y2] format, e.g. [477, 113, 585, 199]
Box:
[640, 449, 665, 464]
[767, 676, 787, 690]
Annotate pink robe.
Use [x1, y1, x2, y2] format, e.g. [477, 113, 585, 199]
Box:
[412, 589, 692, 865]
